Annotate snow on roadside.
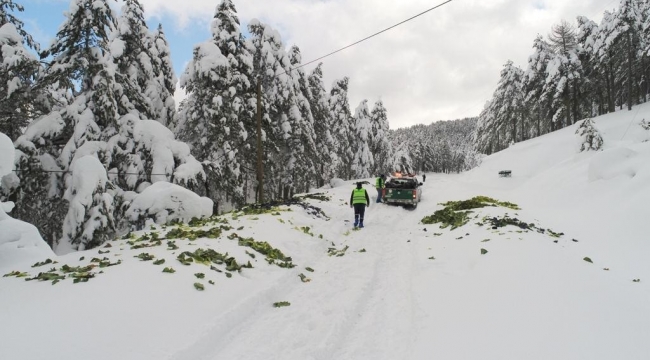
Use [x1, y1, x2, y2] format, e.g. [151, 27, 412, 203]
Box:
[1, 104, 650, 360]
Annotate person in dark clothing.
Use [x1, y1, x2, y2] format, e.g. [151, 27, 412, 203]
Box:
[349, 182, 370, 228]
[422, 174, 426, 182]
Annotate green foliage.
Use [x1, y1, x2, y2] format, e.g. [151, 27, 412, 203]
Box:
[305, 267, 315, 272]
[162, 267, 176, 273]
[167, 241, 179, 250]
[583, 257, 593, 263]
[26, 272, 65, 284]
[485, 216, 533, 230]
[153, 259, 165, 265]
[441, 196, 520, 211]
[166, 226, 222, 240]
[194, 282, 204, 291]
[481, 239, 491, 242]
[298, 273, 311, 283]
[209, 280, 215, 285]
[481, 248, 488, 255]
[328, 245, 349, 257]
[135, 253, 155, 261]
[60, 265, 94, 274]
[71, 272, 94, 284]
[633, 279, 641, 283]
[4, 271, 30, 278]
[359, 249, 367, 253]
[295, 226, 314, 236]
[195, 273, 205, 279]
[234, 235, 292, 263]
[423, 197, 521, 230]
[421, 208, 471, 230]
[31, 259, 53, 268]
[273, 301, 291, 308]
[428, 256, 436, 260]
[176, 248, 248, 272]
[98, 249, 110, 254]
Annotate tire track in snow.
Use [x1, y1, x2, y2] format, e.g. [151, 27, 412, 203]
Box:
[167, 200, 386, 360]
[328, 204, 420, 360]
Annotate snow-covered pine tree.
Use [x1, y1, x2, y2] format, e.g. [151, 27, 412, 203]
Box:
[351, 99, 373, 179]
[288, 46, 319, 194]
[178, 0, 253, 207]
[12, 0, 120, 251]
[14, 0, 206, 250]
[576, 16, 604, 117]
[248, 19, 299, 200]
[389, 141, 412, 174]
[307, 63, 337, 187]
[576, 118, 603, 151]
[369, 100, 392, 175]
[523, 35, 554, 137]
[151, 24, 178, 129]
[606, 0, 644, 111]
[485, 60, 525, 149]
[0, 1, 47, 141]
[59, 155, 114, 253]
[110, 0, 152, 118]
[329, 77, 354, 179]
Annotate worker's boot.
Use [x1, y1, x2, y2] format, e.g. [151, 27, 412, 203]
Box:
[359, 221, 364, 228]
[353, 215, 359, 227]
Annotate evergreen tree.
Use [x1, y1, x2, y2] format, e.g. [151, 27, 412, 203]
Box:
[151, 24, 178, 129]
[370, 100, 392, 175]
[351, 99, 373, 178]
[523, 35, 554, 137]
[288, 46, 319, 194]
[178, 0, 254, 206]
[329, 77, 353, 179]
[307, 63, 337, 186]
[110, 0, 150, 118]
[0, 0, 45, 141]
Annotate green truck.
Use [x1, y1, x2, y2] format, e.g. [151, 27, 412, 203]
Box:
[382, 175, 423, 208]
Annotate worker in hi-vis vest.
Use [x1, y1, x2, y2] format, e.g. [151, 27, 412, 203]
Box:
[349, 182, 370, 228]
[375, 174, 386, 203]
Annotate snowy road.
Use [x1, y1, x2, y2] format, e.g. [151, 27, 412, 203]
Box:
[3, 106, 650, 360]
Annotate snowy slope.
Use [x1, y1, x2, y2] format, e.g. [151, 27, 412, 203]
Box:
[1, 106, 650, 360]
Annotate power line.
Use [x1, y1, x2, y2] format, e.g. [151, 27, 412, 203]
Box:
[278, 0, 455, 77]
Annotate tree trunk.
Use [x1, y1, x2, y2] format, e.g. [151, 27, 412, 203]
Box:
[626, 32, 634, 111]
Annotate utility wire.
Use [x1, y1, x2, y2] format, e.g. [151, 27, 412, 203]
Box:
[278, 0, 455, 77]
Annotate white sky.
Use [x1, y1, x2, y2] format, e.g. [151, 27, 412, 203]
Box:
[143, 0, 617, 129]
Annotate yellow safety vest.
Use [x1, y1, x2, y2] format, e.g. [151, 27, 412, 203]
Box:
[375, 177, 384, 188]
[352, 188, 368, 205]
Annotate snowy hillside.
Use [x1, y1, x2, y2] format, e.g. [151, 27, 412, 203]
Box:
[1, 106, 650, 360]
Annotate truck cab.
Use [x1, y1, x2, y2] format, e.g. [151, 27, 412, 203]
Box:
[383, 175, 423, 208]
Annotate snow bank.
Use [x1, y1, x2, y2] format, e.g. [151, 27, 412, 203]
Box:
[329, 178, 345, 188]
[0, 214, 54, 269]
[58, 155, 114, 254]
[0, 133, 54, 268]
[125, 182, 213, 227]
[0, 132, 13, 177]
[588, 147, 640, 181]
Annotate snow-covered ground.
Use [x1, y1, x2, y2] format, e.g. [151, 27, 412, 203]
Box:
[1, 105, 649, 360]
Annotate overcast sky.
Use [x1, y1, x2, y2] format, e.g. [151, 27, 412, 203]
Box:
[22, 0, 618, 129]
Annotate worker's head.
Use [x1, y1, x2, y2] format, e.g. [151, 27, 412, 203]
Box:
[356, 182, 363, 189]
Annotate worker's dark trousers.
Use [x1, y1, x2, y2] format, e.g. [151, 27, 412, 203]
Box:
[353, 204, 366, 225]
